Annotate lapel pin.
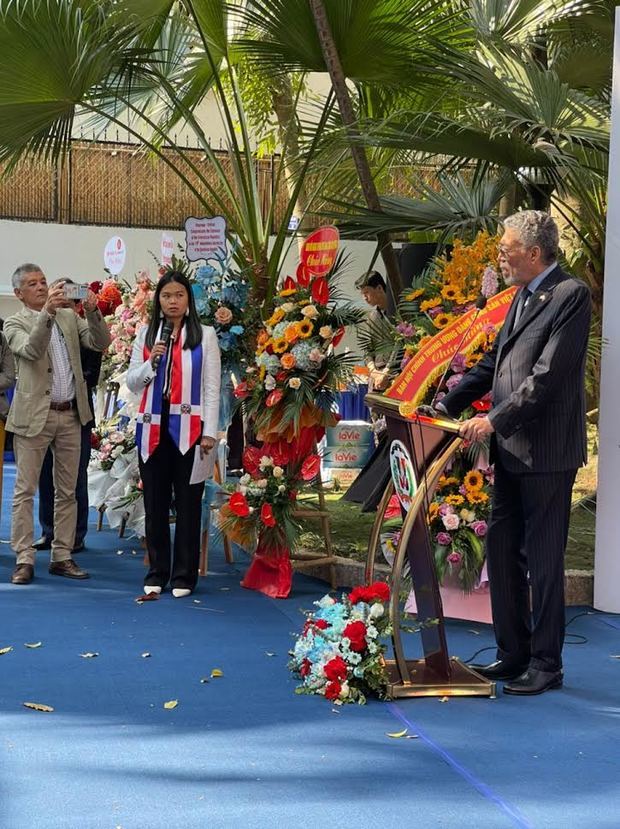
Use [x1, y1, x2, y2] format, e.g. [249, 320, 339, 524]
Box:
[539, 293, 547, 301]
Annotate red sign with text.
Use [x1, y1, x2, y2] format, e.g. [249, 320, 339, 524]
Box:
[300, 226, 339, 277]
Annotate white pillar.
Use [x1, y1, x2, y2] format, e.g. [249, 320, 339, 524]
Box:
[594, 9, 620, 612]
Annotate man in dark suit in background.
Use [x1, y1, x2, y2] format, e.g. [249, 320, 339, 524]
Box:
[438, 210, 591, 696]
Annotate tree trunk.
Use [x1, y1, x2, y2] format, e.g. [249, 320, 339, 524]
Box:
[308, 0, 403, 297]
[271, 75, 312, 249]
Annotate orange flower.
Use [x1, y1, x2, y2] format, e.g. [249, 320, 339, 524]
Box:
[280, 353, 296, 370]
[257, 330, 270, 346]
[284, 324, 299, 344]
[266, 308, 285, 327]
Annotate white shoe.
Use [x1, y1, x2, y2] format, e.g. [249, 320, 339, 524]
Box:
[172, 588, 191, 599]
[144, 585, 162, 595]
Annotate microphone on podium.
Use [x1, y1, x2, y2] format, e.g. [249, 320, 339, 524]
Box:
[152, 320, 174, 370]
[427, 295, 488, 413]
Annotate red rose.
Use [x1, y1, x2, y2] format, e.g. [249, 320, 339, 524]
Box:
[343, 620, 367, 652]
[314, 619, 329, 630]
[266, 390, 284, 408]
[243, 446, 262, 476]
[300, 658, 312, 678]
[90, 432, 101, 450]
[89, 281, 103, 294]
[300, 454, 320, 481]
[234, 381, 249, 399]
[311, 277, 329, 305]
[324, 680, 342, 701]
[229, 492, 250, 517]
[324, 655, 348, 682]
[260, 502, 276, 527]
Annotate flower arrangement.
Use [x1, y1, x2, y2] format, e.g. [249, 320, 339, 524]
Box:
[289, 582, 392, 704]
[427, 459, 494, 592]
[91, 420, 136, 471]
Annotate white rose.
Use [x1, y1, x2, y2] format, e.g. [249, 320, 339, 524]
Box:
[288, 377, 301, 389]
[339, 682, 350, 699]
[442, 513, 460, 531]
[460, 508, 476, 523]
[319, 325, 333, 339]
[281, 302, 296, 313]
[272, 466, 284, 478]
[301, 304, 319, 319]
[239, 473, 251, 485]
[111, 445, 125, 458]
[264, 375, 276, 391]
[257, 479, 268, 489]
[278, 484, 286, 494]
[259, 456, 274, 468]
[370, 603, 384, 619]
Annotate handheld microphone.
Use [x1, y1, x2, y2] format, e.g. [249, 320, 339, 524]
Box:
[152, 320, 174, 369]
[427, 296, 487, 412]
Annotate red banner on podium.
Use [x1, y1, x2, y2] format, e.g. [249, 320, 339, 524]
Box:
[385, 286, 517, 406]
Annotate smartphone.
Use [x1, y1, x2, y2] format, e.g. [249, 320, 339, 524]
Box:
[63, 283, 89, 301]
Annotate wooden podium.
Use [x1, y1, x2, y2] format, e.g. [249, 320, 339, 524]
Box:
[365, 393, 495, 698]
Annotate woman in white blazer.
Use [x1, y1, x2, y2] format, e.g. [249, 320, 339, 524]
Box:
[127, 271, 221, 597]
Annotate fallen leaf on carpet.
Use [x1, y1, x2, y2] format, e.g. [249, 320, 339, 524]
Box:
[23, 702, 54, 712]
[141, 652, 151, 658]
[116, 550, 123, 556]
[80, 652, 99, 658]
[24, 642, 42, 649]
[135, 593, 159, 604]
[0, 646, 13, 655]
[210, 668, 223, 678]
[163, 700, 178, 710]
[468, 629, 480, 635]
[439, 696, 449, 703]
[131, 550, 137, 555]
[265, 652, 276, 657]
[193, 599, 201, 604]
[386, 728, 408, 738]
[200, 677, 210, 684]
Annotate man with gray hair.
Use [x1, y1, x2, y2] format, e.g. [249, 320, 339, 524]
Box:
[437, 210, 591, 696]
[5, 264, 111, 585]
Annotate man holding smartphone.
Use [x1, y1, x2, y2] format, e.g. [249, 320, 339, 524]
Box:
[5, 265, 111, 585]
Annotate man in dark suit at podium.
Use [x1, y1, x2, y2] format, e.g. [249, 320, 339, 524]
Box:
[438, 210, 591, 696]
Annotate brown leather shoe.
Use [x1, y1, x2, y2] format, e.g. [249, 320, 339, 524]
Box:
[48, 559, 90, 580]
[11, 564, 34, 584]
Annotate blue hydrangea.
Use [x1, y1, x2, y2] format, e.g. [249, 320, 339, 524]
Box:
[291, 341, 313, 370]
[196, 265, 219, 287]
[272, 321, 288, 338]
[257, 352, 281, 374]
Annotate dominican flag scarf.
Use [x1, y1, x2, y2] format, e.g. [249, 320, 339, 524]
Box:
[136, 322, 203, 461]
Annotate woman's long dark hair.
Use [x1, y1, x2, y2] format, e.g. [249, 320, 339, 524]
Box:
[145, 271, 203, 350]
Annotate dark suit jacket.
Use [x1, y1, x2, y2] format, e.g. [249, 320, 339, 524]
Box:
[441, 266, 591, 474]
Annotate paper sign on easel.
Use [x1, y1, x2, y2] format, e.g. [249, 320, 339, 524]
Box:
[161, 232, 175, 266]
[104, 236, 126, 275]
[184, 216, 227, 262]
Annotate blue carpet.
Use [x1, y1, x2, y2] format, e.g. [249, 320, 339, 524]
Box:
[0, 462, 619, 828]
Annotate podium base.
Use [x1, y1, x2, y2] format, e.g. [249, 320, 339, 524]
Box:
[384, 657, 496, 699]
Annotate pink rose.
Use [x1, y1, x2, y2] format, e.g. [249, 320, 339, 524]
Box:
[442, 513, 460, 531]
[215, 306, 233, 324]
[447, 551, 462, 564]
[436, 532, 452, 546]
[471, 520, 488, 537]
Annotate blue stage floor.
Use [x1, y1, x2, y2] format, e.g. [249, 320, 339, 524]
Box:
[0, 462, 619, 829]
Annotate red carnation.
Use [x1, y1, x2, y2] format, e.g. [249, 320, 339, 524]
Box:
[311, 277, 329, 305]
[343, 620, 368, 653]
[324, 680, 342, 701]
[266, 389, 284, 408]
[300, 454, 320, 481]
[314, 619, 329, 630]
[367, 581, 390, 603]
[229, 492, 250, 517]
[243, 446, 262, 476]
[260, 502, 276, 527]
[234, 381, 249, 399]
[324, 656, 348, 682]
[348, 585, 370, 604]
[300, 658, 312, 678]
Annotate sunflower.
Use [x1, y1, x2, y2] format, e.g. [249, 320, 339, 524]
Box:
[420, 297, 442, 313]
[463, 470, 484, 491]
[298, 320, 314, 339]
[266, 308, 285, 327]
[272, 338, 288, 354]
[405, 287, 425, 302]
[445, 494, 465, 506]
[438, 475, 459, 489]
[428, 502, 440, 519]
[467, 490, 489, 505]
[434, 313, 454, 329]
[440, 284, 460, 301]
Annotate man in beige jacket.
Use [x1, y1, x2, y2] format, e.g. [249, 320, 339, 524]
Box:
[5, 264, 111, 585]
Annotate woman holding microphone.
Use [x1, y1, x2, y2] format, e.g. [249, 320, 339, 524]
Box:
[127, 271, 220, 597]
